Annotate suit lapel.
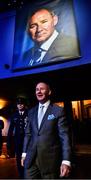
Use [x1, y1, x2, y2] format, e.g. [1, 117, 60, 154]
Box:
[43, 34, 61, 62]
[42, 33, 65, 63]
[33, 105, 39, 131]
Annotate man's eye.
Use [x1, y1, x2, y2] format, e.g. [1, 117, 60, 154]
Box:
[29, 24, 36, 29]
[41, 20, 48, 24]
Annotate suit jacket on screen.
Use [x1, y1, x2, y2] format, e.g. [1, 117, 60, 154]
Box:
[21, 32, 80, 68]
[23, 103, 71, 174]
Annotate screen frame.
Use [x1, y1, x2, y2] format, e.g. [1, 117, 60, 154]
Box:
[12, 0, 81, 72]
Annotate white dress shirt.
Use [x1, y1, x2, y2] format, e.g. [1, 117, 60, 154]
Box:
[19, 111, 24, 115]
[38, 100, 50, 118]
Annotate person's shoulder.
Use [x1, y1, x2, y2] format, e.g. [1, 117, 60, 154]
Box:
[55, 32, 80, 56]
[23, 46, 35, 60]
[21, 47, 34, 67]
[50, 103, 65, 116]
[11, 110, 19, 118]
[57, 32, 77, 42]
[51, 32, 77, 50]
[24, 108, 29, 114]
[51, 103, 64, 110]
[23, 48, 33, 58]
[28, 105, 38, 114]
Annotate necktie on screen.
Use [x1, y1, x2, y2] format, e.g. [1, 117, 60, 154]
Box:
[29, 48, 46, 66]
[38, 105, 44, 128]
[28, 48, 42, 66]
[34, 48, 42, 63]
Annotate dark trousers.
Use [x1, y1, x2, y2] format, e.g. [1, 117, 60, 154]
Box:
[24, 157, 59, 179]
[16, 154, 24, 179]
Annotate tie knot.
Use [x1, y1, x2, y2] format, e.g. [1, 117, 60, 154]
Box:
[40, 105, 44, 109]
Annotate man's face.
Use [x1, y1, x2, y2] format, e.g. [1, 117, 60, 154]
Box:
[17, 104, 25, 111]
[28, 9, 58, 44]
[35, 82, 51, 103]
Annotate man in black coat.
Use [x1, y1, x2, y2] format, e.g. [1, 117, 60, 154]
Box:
[21, 82, 72, 179]
[0, 120, 4, 155]
[7, 97, 28, 178]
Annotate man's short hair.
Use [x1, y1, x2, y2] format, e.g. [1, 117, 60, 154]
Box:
[27, 8, 56, 34]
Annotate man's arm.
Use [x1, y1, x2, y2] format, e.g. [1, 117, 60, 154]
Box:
[58, 107, 72, 177]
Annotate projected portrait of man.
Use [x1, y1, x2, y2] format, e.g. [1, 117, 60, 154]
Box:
[12, 0, 80, 70]
[22, 8, 79, 67]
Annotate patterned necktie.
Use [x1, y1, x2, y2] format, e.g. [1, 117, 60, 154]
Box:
[29, 48, 42, 66]
[34, 48, 42, 63]
[38, 105, 44, 128]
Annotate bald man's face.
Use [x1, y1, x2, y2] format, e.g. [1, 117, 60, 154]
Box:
[28, 9, 58, 44]
[35, 82, 51, 103]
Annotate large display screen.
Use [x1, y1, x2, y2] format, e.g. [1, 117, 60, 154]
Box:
[12, 0, 80, 71]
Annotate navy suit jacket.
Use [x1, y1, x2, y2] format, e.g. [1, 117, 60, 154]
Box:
[23, 103, 71, 174]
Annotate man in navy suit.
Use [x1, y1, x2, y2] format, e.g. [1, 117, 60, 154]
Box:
[21, 82, 72, 179]
[18, 8, 80, 68]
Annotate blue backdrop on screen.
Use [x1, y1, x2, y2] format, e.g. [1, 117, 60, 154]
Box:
[0, 0, 91, 79]
[12, 0, 80, 71]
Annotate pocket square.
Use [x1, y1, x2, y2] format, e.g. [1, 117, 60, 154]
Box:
[47, 114, 55, 120]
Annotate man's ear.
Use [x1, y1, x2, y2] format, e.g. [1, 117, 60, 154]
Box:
[49, 90, 52, 96]
[53, 15, 58, 26]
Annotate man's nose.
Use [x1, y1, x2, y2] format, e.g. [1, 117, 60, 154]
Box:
[37, 89, 41, 93]
[36, 24, 42, 32]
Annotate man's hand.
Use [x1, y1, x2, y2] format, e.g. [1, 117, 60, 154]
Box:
[60, 164, 71, 177]
[21, 157, 26, 167]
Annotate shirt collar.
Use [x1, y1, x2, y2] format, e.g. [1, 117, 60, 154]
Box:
[40, 30, 58, 51]
[19, 111, 24, 115]
[39, 100, 50, 108]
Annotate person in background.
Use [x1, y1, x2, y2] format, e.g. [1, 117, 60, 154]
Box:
[7, 97, 28, 179]
[21, 8, 79, 67]
[0, 119, 4, 155]
[21, 82, 72, 179]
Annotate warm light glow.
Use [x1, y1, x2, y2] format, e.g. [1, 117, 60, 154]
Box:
[0, 98, 8, 109]
[72, 101, 80, 119]
[83, 100, 91, 105]
[0, 116, 6, 122]
[0, 116, 10, 136]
